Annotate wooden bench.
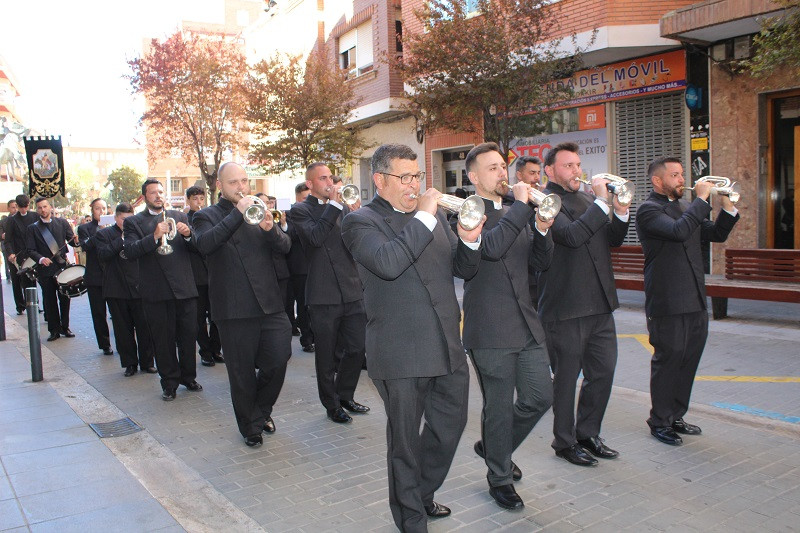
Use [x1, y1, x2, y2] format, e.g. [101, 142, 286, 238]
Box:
[610, 246, 800, 319]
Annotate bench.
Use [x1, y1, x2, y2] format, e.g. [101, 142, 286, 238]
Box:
[610, 246, 800, 319]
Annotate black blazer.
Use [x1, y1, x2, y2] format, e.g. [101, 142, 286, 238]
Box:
[193, 198, 292, 321]
[341, 194, 481, 380]
[26, 218, 74, 278]
[291, 195, 362, 305]
[635, 192, 739, 317]
[123, 209, 198, 302]
[6, 211, 40, 261]
[537, 183, 629, 322]
[186, 210, 209, 286]
[462, 199, 552, 350]
[95, 224, 140, 300]
[285, 211, 308, 276]
[77, 220, 103, 286]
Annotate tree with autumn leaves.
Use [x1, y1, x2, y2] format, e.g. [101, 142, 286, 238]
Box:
[128, 31, 250, 201]
[398, 0, 592, 159]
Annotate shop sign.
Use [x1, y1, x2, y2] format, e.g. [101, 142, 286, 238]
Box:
[579, 105, 605, 130]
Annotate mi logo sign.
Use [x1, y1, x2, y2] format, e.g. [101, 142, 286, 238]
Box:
[579, 105, 606, 131]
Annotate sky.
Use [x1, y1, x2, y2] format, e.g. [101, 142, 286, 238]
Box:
[0, 0, 226, 148]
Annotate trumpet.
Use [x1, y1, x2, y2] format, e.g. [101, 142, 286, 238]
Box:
[500, 181, 562, 221]
[326, 184, 361, 206]
[683, 176, 740, 203]
[157, 211, 177, 256]
[576, 173, 635, 207]
[237, 192, 269, 225]
[409, 192, 485, 230]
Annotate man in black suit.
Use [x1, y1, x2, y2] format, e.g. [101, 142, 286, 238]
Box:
[26, 197, 78, 341]
[461, 143, 554, 510]
[77, 198, 113, 355]
[2, 199, 18, 283]
[124, 180, 201, 401]
[287, 183, 314, 352]
[342, 143, 483, 532]
[6, 194, 39, 314]
[292, 162, 369, 423]
[193, 162, 292, 447]
[257, 193, 294, 336]
[514, 156, 544, 308]
[636, 157, 739, 446]
[186, 186, 223, 367]
[538, 142, 629, 467]
[95, 202, 157, 377]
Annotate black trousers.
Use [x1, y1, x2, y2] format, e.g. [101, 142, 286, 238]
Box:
[544, 313, 617, 452]
[11, 263, 36, 312]
[107, 297, 155, 369]
[470, 335, 553, 487]
[87, 285, 111, 350]
[38, 275, 70, 334]
[195, 284, 221, 358]
[216, 314, 291, 438]
[373, 363, 469, 533]
[647, 310, 709, 428]
[308, 302, 366, 410]
[142, 298, 198, 391]
[290, 274, 313, 347]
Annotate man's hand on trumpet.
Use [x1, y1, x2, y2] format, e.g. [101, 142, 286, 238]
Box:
[512, 182, 531, 203]
[258, 214, 274, 232]
[236, 193, 254, 214]
[176, 222, 191, 237]
[154, 219, 170, 240]
[416, 188, 442, 216]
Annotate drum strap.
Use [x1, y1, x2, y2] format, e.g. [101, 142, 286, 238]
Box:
[40, 224, 65, 265]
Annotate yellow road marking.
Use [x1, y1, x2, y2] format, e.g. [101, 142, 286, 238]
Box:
[618, 333, 653, 354]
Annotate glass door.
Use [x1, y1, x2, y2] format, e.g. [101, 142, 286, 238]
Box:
[768, 93, 800, 248]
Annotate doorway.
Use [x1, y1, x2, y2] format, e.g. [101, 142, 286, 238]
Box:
[768, 92, 800, 249]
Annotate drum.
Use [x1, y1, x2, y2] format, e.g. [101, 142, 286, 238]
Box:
[55, 265, 87, 298]
[17, 258, 37, 281]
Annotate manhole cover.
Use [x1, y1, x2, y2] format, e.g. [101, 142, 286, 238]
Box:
[89, 417, 143, 438]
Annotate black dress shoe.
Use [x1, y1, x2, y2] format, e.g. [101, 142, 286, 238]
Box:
[245, 434, 263, 447]
[302, 344, 315, 353]
[144, 366, 158, 374]
[651, 426, 683, 445]
[291, 327, 301, 337]
[263, 417, 276, 433]
[474, 441, 522, 481]
[61, 328, 76, 338]
[423, 501, 451, 518]
[161, 388, 176, 401]
[555, 444, 599, 466]
[489, 484, 524, 510]
[16, 308, 24, 315]
[200, 356, 215, 367]
[327, 407, 352, 423]
[102, 347, 114, 356]
[577, 436, 619, 459]
[672, 418, 702, 435]
[46, 332, 60, 341]
[212, 353, 225, 363]
[124, 365, 137, 377]
[340, 400, 370, 414]
[180, 380, 203, 391]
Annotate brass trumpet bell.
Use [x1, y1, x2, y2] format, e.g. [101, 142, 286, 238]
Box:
[577, 173, 635, 207]
[157, 211, 177, 256]
[410, 192, 485, 230]
[687, 176, 740, 203]
[238, 192, 268, 225]
[501, 181, 562, 221]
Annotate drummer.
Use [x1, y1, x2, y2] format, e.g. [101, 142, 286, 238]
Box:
[26, 197, 79, 341]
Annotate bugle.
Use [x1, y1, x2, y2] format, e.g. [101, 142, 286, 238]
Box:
[500, 181, 562, 221]
[684, 176, 740, 203]
[409, 192, 485, 230]
[576, 173, 635, 207]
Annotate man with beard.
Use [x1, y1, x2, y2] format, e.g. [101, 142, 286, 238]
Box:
[193, 162, 292, 447]
[124, 180, 200, 401]
[636, 157, 739, 445]
[78, 198, 113, 355]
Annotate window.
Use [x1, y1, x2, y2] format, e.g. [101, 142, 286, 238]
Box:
[170, 179, 182, 194]
[395, 20, 403, 53]
[339, 21, 374, 78]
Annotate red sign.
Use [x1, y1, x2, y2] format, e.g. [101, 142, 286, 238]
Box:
[579, 105, 605, 130]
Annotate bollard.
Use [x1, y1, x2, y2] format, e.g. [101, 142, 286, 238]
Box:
[25, 287, 43, 382]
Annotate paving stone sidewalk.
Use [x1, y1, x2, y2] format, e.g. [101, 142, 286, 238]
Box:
[1, 280, 799, 532]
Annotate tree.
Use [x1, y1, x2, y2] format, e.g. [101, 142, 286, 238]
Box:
[247, 52, 371, 174]
[127, 31, 249, 202]
[398, 0, 592, 158]
[107, 165, 144, 205]
[744, 0, 800, 78]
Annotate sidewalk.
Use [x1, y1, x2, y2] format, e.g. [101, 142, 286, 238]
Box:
[1, 283, 799, 532]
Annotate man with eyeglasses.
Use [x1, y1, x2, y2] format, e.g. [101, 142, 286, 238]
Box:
[342, 143, 483, 532]
[537, 142, 629, 467]
[291, 162, 370, 424]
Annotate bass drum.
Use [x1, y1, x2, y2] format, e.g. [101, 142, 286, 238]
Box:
[55, 265, 87, 298]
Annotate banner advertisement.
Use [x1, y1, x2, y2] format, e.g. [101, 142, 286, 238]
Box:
[509, 129, 609, 182]
[23, 136, 65, 198]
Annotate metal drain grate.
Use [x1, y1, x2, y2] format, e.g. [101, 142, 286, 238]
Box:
[89, 417, 143, 438]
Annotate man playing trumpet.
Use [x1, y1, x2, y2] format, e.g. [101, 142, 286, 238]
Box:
[636, 157, 739, 446]
[462, 143, 554, 510]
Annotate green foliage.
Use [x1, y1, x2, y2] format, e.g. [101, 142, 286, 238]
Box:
[107, 165, 143, 205]
[247, 52, 371, 173]
[398, 0, 593, 158]
[745, 1, 800, 78]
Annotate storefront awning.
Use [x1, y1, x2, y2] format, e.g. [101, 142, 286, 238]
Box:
[660, 0, 786, 43]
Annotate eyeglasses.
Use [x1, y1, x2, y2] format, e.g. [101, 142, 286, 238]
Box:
[381, 171, 426, 185]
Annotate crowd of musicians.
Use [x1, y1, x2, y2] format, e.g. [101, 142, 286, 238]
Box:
[1, 141, 739, 533]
